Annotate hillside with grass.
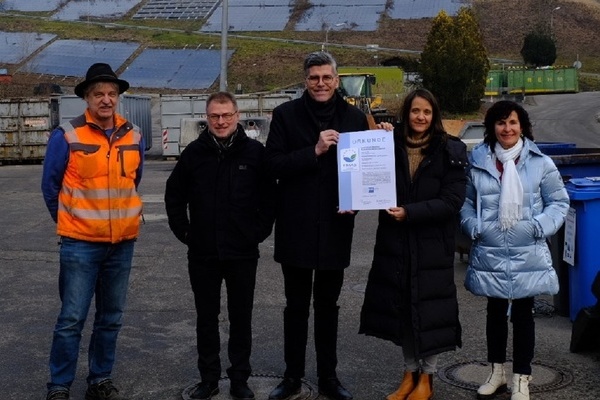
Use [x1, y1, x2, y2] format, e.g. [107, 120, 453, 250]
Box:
[1, 0, 599, 100]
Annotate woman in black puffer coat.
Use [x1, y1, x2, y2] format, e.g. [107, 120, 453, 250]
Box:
[359, 89, 468, 400]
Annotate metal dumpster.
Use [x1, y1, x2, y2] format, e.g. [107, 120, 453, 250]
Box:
[0, 98, 52, 163]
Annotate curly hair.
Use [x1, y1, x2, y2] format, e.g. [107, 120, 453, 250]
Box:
[483, 100, 534, 147]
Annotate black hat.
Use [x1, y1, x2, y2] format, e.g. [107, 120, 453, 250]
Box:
[74, 63, 129, 98]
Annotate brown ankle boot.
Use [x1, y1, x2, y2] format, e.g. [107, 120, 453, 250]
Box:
[386, 371, 418, 400]
[406, 373, 433, 400]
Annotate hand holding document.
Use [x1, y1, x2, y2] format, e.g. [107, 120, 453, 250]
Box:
[337, 129, 397, 210]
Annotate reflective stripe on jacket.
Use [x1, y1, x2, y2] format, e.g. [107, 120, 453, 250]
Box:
[57, 109, 142, 243]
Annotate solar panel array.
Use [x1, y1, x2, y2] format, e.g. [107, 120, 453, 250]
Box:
[201, 1, 292, 32]
[19, 40, 139, 77]
[0, 0, 472, 88]
[388, 0, 464, 19]
[133, 0, 219, 20]
[0, 32, 56, 64]
[228, 0, 293, 5]
[1, 30, 228, 90]
[295, 3, 385, 32]
[1, 0, 469, 27]
[120, 48, 232, 89]
[311, 0, 386, 5]
[0, 0, 63, 12]
[51, 0, 142, 21]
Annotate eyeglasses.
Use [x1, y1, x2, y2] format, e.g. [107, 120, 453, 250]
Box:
[207, 112, 238, 123]
[306, 75, 336, 85]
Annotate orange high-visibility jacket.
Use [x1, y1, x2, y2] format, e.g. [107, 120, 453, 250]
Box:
[57, 109, 143, 243]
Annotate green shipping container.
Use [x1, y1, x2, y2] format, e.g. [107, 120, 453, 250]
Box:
[505, 67, 578, 94]
[507, 69, 526, 94]
[554, 67, 579, 92]
[488, 67, 578, 95]
[485, 70, 504, 96]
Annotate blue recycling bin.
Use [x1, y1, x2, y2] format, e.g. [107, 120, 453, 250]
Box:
[536, 141, 577, 155]
[549, 148, 600, 180]
[565, 178, 600, 321]
[544, 146, 600, 316]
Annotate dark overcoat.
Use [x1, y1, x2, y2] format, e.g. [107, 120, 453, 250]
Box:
[164, 125, 276, 260]
[265, 91, 369, 269]
[359, 129, 468, 358]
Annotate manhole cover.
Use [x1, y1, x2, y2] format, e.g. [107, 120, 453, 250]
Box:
[438, 360, 574, 393]
[182, 374, 318, 400]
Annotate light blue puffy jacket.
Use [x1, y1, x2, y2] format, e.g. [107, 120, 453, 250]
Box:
[460, 138, 569, 299]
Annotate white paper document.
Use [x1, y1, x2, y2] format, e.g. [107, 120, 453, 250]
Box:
[337, 129, 397, 210]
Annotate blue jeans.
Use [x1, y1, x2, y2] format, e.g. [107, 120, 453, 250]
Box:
[47, 237, 135, 391]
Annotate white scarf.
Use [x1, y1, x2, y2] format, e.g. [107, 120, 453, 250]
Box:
[495, 139, 524, 231]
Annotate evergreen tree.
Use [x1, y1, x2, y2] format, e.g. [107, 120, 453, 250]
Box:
[419, 8, 489, 113]
[521, 32, 557, 66]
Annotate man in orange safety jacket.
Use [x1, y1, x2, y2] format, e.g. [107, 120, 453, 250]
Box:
[41, 63, 144, 400]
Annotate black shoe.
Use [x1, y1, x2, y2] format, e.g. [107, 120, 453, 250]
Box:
[230, 380, 255, 400]
[47, 389, 70, 400]
[318, 378, 353, 400]
[190, 381, 219, 400]
[268, 378, 302, 400]
[85, 379, 127, 400]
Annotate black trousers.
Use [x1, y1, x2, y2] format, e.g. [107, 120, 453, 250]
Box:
[188, 258, 258, 383]
[486, 297, 535, 375]
[281, 264, 344, 380]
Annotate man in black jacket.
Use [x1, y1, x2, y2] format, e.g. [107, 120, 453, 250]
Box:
[164, 92, 275, 400]
[265, 52, 369, 400]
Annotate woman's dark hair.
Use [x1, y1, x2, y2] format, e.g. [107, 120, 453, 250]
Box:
[483, 100, 534, 147]
[399, 88, 446, 139]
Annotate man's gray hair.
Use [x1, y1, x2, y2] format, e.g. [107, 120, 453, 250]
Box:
[207, 91, 238, 110]
[303, 52, 338, 76]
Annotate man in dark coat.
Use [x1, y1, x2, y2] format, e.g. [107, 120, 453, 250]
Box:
[265, 52, 369, 400]
[164, 92, 275, 400]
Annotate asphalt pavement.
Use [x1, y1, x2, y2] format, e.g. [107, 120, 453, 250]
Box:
[1, 99, 600, 399]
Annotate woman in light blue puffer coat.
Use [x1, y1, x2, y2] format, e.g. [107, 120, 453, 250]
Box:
[460, 101, 569, 400]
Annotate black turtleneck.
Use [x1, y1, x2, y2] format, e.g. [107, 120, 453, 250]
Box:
[304, 93, 337, 131]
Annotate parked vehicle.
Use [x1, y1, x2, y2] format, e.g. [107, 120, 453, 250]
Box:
[338, 66, 403, 126]
[338, 73, 395, 127]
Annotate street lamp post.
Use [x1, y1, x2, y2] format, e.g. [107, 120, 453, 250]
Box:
[550, 6, 561, 35]
[322, 22, 347, 52]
